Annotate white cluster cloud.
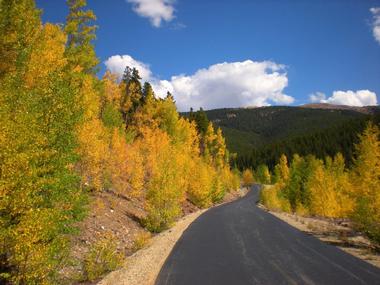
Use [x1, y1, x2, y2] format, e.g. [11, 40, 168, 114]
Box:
[166, 61, 293, 110]
[370, 7, 380, 45]
[309, 92, 326, 103]
[104, 55, 293, 111]
[104, 55, 152, 82]
[309, 90, 377, 106]
[127, 0, 175, 27]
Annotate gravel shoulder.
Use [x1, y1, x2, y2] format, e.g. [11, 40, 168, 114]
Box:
[98, 188, 249, 285]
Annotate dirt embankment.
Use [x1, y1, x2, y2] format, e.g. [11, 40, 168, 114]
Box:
[258, 204, 380, 269]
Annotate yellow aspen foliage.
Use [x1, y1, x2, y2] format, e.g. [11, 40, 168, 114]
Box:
[0, 3, 88, 281]
[76, 118, 108, 191]
[172, 118, 200, 156]
[260, 185, 283, 211]
[65, 0, 99, 74]
[351, 122, 380, 241]
[120, 79, 141, 115]
[80, 75, 101, 120]
[24, 24, 67, 89]
[211, 173, 226, 203]
[273, 154, 290, 185]
[8, 209, 67, 285]
[307, 161, 341, 217]
[0, 0, 41, 77]
[107, 128, 144, 198]
[203, 123, 217, 164]
[329, 153, 355, 217]
[242, 169, 254, 186]
[220, 166, 240, 192]
[102, 71, 122, 105]
[136, 127, 186, 232]
[352, 122, 380, 197]
[154, 94, 180, 137]
[186, 160, 214, 208]
[214, 128, 228, 169]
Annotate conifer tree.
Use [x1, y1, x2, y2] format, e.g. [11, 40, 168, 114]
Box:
[120, 66, 143, 119]
[193, 107, 209, 135]
[142, 82, 155, 105]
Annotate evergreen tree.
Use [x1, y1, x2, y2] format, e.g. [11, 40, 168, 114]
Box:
[193, 107, 209, 135]
[142, 82, 155, 104]
[120, 66, 143, 119]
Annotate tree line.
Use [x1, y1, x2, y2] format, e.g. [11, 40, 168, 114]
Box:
[236, 115, 377, 170]
[0, 0, 240, 283]
[258, 122, 380, 244]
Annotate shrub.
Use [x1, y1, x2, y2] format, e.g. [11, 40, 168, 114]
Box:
[132, 231, 152, 252]
[83, 232, 124, 281]
[242, 169, 254, 186]
[260, 185, 284, 211]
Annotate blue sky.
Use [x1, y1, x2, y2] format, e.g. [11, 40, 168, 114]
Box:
[36, 0, 380, 111]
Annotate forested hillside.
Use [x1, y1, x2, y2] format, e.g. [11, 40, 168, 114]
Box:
[0, 1, 239, 284]
[260, 122, 380, 244]
[189, 106, 379, 170]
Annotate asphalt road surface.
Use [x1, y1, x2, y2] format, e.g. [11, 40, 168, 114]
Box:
[155, 185, 380, 285]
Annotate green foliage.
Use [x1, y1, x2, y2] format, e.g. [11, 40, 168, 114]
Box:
[260, 185, 290, 212]
[0, 0, 41, 78]
[0, 1, 240, 283]
[255, 165, 271, 184]
[101, 103, 123, 128]
[65, 0, 99, 74]
[260, 122, 380, 244]
[193, 107, 378, 170]
[83, 232, 124, 281]
[190, 107, 210, 135]
[351, 122, 380, 243]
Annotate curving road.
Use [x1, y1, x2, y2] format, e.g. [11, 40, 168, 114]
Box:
[155, 185, 380, 285]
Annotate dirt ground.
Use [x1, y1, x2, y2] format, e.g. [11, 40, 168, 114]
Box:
[258, 204, 380, 269]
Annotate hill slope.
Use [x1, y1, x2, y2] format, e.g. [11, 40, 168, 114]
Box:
[203, 105, 378, 155]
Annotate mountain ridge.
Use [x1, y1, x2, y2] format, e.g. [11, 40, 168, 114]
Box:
[193, 104, 379, 156]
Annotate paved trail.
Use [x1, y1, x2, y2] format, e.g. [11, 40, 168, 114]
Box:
[156, 185, 380, 285]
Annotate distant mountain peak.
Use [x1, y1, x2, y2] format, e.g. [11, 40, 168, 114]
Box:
[300, 103, 379, 114]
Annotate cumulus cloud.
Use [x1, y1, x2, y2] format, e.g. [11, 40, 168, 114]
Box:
[165, 61, 292, 111]
[104, 55, 152, 82]
[370, 7, 380, 45]
[309, 90, 377, 106]
[309, 92, 326, 103]
[104, 55, 293, 111]
[127, 0, 175, 27]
